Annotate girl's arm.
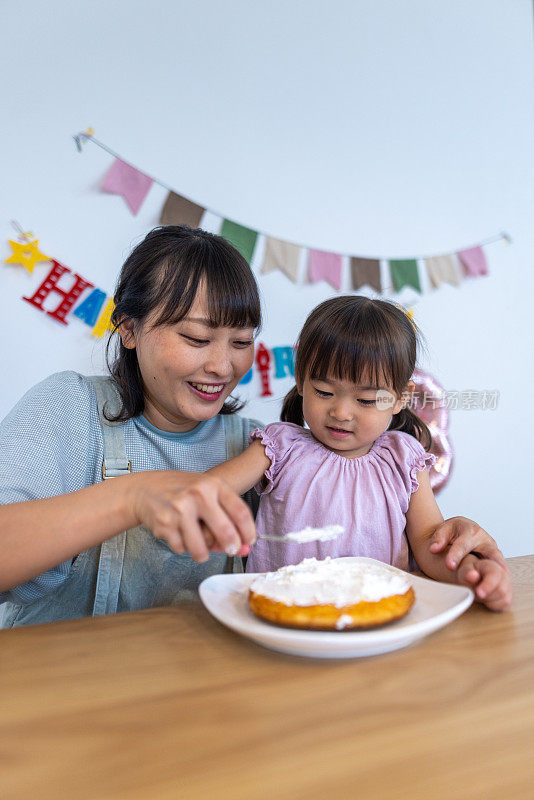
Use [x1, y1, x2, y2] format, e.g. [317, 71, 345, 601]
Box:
[0, 471, 256, 592]
[404, 468, 448, 582]
[405, 468, 512, 610]
[207, 439, 271, 496]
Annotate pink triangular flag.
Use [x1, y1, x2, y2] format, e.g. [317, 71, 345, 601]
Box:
[457, 246, 488, 277]
[307, 249, 343, 290]
[100, 158, 154, 215]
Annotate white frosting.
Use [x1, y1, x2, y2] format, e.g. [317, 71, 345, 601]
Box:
[283, 525, 344, 543]
[250, 557, 411, 608]
[335, 614, 354, 630]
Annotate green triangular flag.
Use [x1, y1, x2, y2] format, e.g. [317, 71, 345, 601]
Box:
[220, 219, 258, 264]
[389, 259, 421, 293]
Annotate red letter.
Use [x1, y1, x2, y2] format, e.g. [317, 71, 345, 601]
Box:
[23, 261, 94, 325]
[255, 342, 273, 397]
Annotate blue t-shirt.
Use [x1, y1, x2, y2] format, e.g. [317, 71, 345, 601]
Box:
[0, 371, 252, 604]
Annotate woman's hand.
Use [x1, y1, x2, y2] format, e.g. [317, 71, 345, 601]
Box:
[129, 471, 256, 562]
[428, 516, 509, 573]
[456, 553, 513, 611]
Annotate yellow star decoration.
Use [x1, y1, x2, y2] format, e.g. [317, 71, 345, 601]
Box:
[4, 239, 51, 274]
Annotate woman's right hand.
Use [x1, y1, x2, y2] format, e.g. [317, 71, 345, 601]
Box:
[128, 471, 256, 562]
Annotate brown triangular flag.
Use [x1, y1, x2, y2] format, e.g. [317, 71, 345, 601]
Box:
[159, 192, 205, 228]
[350, 257, 381, 292]
[425, 255, 461, 289]
[261, 237, 300, 282]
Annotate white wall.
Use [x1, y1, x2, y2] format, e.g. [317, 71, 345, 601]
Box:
[2, 0, 533, 556]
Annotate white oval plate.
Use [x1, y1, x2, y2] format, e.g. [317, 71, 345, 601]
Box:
[199, 557, 474, 659]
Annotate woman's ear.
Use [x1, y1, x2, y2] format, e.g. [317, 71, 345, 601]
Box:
[118, 318, 136, 350]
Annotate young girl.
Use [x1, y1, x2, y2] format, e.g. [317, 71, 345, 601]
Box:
[208, 296, 511, 611]
[0, 230, 508, 625]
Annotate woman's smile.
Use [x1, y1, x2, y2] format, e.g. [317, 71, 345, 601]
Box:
[187, 381, 227, 401]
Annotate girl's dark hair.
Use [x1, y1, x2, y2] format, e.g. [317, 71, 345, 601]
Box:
[281, 295, 431, 449]
[106, 225, 261, 421]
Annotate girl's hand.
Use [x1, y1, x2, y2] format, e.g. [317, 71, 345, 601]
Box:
[428, 516, 509, 574]
[128, 471, 256, 563]
[456, 554, 513, 612]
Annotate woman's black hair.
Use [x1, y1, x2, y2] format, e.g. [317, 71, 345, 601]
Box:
[106, 225, 261, 421]
[281, 295, 431, 449]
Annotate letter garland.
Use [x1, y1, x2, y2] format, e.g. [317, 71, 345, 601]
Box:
[3, 231, 114, 338]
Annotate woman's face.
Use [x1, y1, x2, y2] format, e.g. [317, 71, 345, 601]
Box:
[120, 288, 255, 432]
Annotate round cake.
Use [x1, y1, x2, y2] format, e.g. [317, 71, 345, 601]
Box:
[248, 557, 415, 630]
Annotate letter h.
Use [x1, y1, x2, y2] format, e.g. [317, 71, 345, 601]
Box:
[23, 261, 94, 325]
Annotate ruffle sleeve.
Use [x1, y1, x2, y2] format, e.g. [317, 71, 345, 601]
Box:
[373, 431, 437, 495]
[249, 422, 306, 495]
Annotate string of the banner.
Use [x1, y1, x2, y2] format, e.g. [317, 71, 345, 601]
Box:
[73, 129, 512, 260]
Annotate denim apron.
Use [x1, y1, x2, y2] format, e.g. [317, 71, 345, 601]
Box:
[3, 376, 257, 627]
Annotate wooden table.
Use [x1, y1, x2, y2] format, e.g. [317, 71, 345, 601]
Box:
[1, 556, 533, 800]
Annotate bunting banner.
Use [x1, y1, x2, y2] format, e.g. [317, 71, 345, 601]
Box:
[425, 255, 461, 289]
[159, 191, 205, 228]
[71, 128, 511, 298]
[389, 259, 421, 293]
[458, 246, 488, 277]
[350, 257, 381, 292]
[220, 219, 258, 265]
[261, 237, 300, 282]
[101, 158, 153, 215]
[308, 249, 343, 291]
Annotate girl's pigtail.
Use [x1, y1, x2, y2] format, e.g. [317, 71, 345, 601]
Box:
[281, 386, 304, 425]
[389, 407, 432, 451]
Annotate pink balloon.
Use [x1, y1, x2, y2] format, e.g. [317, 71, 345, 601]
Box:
[411, 368, 449, 431]
[427, 425, 454, 494]
[411, 368, 453, 494]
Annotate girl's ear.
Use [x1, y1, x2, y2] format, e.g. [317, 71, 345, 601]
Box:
[394, 380, 415, 414]
[295, 376, 303, 396]
[118, 318, 136, 350]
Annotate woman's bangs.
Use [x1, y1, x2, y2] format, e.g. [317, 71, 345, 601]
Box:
[151, 262, 197, 326]
[151, 256, 261, 330]
[205, 269, 261, 330]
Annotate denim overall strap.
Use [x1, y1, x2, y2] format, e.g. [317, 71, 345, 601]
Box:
[88, 376, 130, 616]
[223, 414, 254, 575]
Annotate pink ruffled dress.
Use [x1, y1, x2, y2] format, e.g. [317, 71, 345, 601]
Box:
[246, 422, 436, 573]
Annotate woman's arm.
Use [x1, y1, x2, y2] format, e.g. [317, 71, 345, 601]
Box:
[0, 471, 256, 592]
[405, 469, 512, 610]
[427, 517, 508, 572]
[207, 439, 271, 495]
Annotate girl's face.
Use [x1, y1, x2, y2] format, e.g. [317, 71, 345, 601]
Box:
[120, 288, 255, 432]
[298, 373, 409, 459]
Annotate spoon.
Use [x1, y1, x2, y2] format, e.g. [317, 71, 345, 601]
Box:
[257, 525, 343, 544]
